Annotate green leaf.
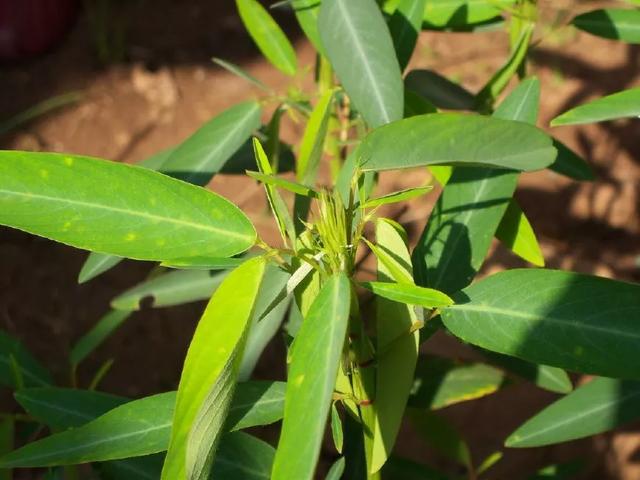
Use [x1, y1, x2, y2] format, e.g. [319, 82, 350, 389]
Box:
[160, 257, 247, 270]
[15, 388, 127, 429]
[526, 461, 585, 480]
[441, 269, 640, 379]
[210, 432, 275, 480]
[161, 101, 262, 186]
[326, 457, 346, 480]
[97, 454, 163, 480]
[359, 113, 556, 172]
[404, 69, 475, 110]
[272, 274, 351, 480]
[0, 331, 51, 389]
[389, 0, 428, 70]
[551, 87, 640, 126]
[69, 310, 131, 367]
[362, 186, 433, 209]
[571, 9, 640, 44]
[409, 356, 505, 410]
[4, 381, 285, 467]
[413, 78, 541, 294]
[422, 0, 516, 29]
[319, 0, 404, 128]
[0, 91, 82, 137]
[361, 282, 453, 309]
[252, 139, 296, 246]
[212, 58, 272, 93]
[481, 350, 572, 394]
[297, 89, 335, 185]
[410, 411, 472, 470]
[549, 140, 594, 181]
[0, 151, 256, 261]
[78, 253, 123, 284]
[507, 377, 640, 448]
[370, 218, 420, 473]
[162, 257, 266, 479]
[404, 89, 438, 117]
[247, 171, 319, 198]
[236, 0, 298, 75]
[330, 404, 344, 454]
[111, 269, 228, 311]
[292, 0, 324, 54]
[495, 199, 545, 267]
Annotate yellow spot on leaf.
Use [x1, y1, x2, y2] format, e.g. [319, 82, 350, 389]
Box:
[294, 374, 305, 387]
[63, 157, 74, 166]
[149, 197, 157, 206]
[39, 169, 49, 179]
[156, 239, 166, 247]
[62, 221, 72, 231]
[124, 233, 137, 242]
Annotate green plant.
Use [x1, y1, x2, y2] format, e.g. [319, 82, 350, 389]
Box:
[0, 0, 639, 479]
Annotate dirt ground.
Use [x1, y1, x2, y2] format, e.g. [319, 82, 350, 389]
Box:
[1, 0, 639, 478]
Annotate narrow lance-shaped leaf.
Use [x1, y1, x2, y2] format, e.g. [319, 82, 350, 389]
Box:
[3, 381, 286, 467]
[78, 253, 123, 284]
[441, 269, 640, 380]
[272, 274, 351, 480]
[292, 0, 324, 54]
[246, 171, 319, 198]
[495, 200, 545, 267]
[359, 113, 556, 172]
[388, 0, 428, 71]
[0, 331, 51, 388]
[551, 87, 640, 126]
[212, 58, 272, 93]
[422, 0, 517, 29]
[319, 0, 404, 128]
[0, 151, 256, 261]
[369, 218, 420, 473]
[405, 69, 475, 110]
[69, 310, 132, 367]
[361, 282, 453, 310]
[362, 185, 433, 209]
[297, 89, 335, 185]
[507, 377, 640, 448]
[162, 257, 266, 480]
[110, 269, 229, 311]
[236, 0, 298, 76]
[571, 9, 640, 44]
[161, 101, 262, 186]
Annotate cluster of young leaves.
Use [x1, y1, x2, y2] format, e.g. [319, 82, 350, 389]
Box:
[0, 0, 638, 479]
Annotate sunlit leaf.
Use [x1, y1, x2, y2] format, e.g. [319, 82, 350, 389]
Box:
[362, 186, 432, 209]
[361, 282, 453, 309]
[551, 88, 640, 126]
[571, 9, 640, 44]
[297, 89, 335, 185]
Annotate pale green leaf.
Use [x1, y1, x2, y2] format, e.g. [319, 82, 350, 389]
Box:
[0, 151, 256, 261]
[572, 9, 640, 44]
[78, 253, 123, 284]
[361, 282, 453, 309]
[326, 457, 346, 480]
[272, 274, 351, 480]
[441, 269, 640, 379]
[111, 269, 228, 311]
[297, 89, 335, 185]
[236, 0, 298, 75]
[162, 257, 266, 479]
[423, 0, 516, 29]
[319, 0, 404, 128]
[495, 199, 545, 267]
[507, 377, 640, 448]
[330, 404, 344, 454]
[359, 113, 556, 172]
[551, 88, 640, 126]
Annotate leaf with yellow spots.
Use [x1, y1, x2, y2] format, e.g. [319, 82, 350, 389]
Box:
[0, 151, 256, 262]
[272, 274, 351, 480]
[162, 257, 266, 480]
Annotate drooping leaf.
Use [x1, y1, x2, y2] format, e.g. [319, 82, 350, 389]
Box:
[507, 377, 640, 448]
[404, 69, 475, 110]
[441, 269, 640, 379]
[246, 171, 319, 198]
[571, 9, 640, 44]
[292, 0, 324, 54]
[236, 0, 298, 75]
[370, 218, 420, 473]
[162, 257, 266, 479]
[78, 253, 123, 284]
[0, 331, 51, 389]
[361, 282, 453, 309]
[388, 0, 428, 70]
[4, 381, 285, 467]
[272, 274, 351, 480]
[111, 269, 228, 311]
[15, 388, 127, 429]
[363, 186, 433, 209]
[319, 0, 404, 128]
[412, 78, 542, 293]
[482, 350, 572, 394]
[551, 88, 640, 126]
[161, 101, 262, 186]
[422, 0, 516, 29]
[0, 151, 256, 261]
[212, 58, 272, 93]
[549, 140, 594, 181]
[409, 356, 505, 410]
[359, 113, 556, 172]
[297, 89, 335, 185]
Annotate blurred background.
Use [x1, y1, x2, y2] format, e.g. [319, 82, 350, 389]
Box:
[0, 0, 639, 478]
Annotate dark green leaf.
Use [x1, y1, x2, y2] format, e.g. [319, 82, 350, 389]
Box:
[572, 9, 640, 44]
[441, 269, 640, 379]
[319, 0, 404, 128]
[549, 140, 594, 181]
[0, 331, 51, 389]
[404, 70, 475, 110]
[0, 151, 256, 261]
[389, 0, 428, 70]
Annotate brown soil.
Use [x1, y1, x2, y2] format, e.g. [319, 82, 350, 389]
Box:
[1, 0, 639, 478]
